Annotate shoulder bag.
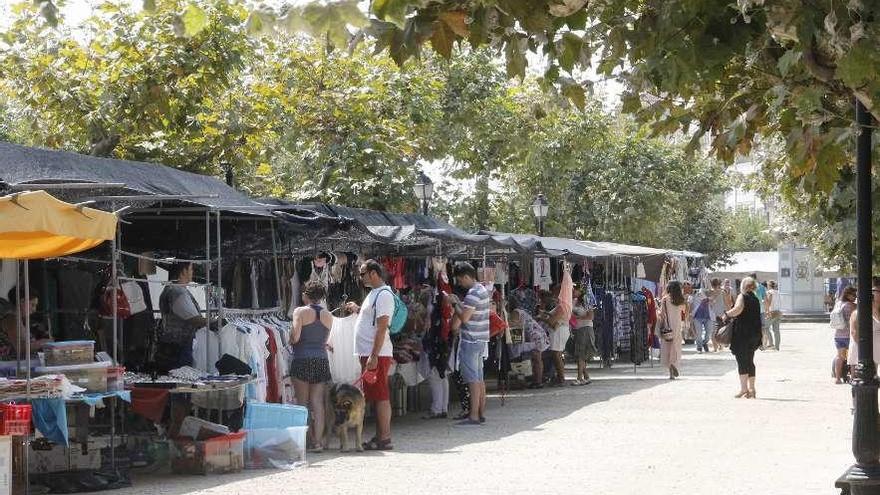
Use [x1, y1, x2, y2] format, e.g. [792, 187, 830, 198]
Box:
[715, 316, 735, 346]
[658, 300, 675, 342]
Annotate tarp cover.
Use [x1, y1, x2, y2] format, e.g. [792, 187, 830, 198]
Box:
[711, 251, 778, 279]
[0, 141, 270, 215]
[0, 190, 117, 259]
[479, 231, 704, 259]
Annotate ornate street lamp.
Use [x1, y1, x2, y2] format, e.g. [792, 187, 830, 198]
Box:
[531, 193, 549, 237]
[413, 171, 434, 216]
[839, 100, 880, 494]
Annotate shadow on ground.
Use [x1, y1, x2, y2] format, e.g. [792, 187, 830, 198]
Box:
[111, 349, 738, 494]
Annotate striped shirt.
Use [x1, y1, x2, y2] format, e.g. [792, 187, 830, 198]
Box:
[461, 283, 491, 343]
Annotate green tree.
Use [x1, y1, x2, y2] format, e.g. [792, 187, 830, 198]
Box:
[244, 0, 880, 267]
[260, 39, 445, 210]
[724, 209, 779, 254]
[439, 99, 734, 264]
[0, 0, 279, 181]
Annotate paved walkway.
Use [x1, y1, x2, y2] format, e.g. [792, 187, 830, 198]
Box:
[111, 322, 852, 495]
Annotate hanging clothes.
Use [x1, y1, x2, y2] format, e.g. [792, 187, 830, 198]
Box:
[533, 256, 552, 290]
[642, 287, 659, 349]
[250, 261, 260, 309]
[309, 260, 331, 289]
[613, 292, 633, 353]
[289, 269, 302, 317]
[328, 315, 361, 385]
[264, 328, 281, 403]
[511, 287, 538, 315]
[630, 293, 648, 365]
[426, 288, 452, 379]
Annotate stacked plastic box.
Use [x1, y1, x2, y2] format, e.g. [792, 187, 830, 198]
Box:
[243, 402, 309, 468]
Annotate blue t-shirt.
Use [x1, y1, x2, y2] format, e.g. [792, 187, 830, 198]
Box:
[694, 298, 710, 320]
[461, 283, 491, 343]
[755, 284, 767, 311]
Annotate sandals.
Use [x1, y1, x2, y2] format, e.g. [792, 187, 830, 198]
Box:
[362, 437, 394, 451]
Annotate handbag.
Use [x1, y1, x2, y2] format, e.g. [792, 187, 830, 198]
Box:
[658, 300, 675, 342]
[715, 317, 735, 346]
[99, 286, 131, 319]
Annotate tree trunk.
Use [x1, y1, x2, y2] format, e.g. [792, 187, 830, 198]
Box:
[475, 175, 490, 231]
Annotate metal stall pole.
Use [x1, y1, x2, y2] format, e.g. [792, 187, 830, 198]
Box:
[118, 219, 124, 366]
[23, 260, 31, 495]
[270, 219, 282, 309]
[205, 210, 212, 374]
[215, 211, 222, 369]
[14, 269, 20, 381]
[110, 222, 119, 473]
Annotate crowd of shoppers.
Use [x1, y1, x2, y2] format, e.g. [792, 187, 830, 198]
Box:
[301, 257, 848, 447]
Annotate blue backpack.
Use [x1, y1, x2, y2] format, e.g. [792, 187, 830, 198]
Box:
[372, 287, 408, 335]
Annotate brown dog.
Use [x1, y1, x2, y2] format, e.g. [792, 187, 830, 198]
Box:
[324, 383, 365, 452]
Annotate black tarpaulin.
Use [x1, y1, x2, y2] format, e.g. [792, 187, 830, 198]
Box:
[0, 141, 270, 215]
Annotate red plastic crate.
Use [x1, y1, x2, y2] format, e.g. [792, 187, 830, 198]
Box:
[0, 420, 30, 436]
[0, 403, 31, 436]
[171, 431, 246, 475]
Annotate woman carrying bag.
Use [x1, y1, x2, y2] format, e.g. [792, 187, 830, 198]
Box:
[722, 277, 763, 399]
[658, 281, 686, 380]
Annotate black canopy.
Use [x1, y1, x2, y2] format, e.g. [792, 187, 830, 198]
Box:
[0, 141, 270, 215]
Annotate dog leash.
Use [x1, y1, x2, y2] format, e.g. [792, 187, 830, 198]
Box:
[352, 368, 378, 388]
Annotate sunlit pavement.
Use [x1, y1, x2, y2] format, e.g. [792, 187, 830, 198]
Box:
[108, 322, 850, 495]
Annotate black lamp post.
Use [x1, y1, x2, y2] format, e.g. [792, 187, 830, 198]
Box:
[841, 99, 880, 494]
[531, 193, 549, 237]
[413, 171, 434, 216]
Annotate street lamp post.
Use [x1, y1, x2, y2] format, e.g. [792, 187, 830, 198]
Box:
[841, 99, 880, 494]
[413, 171, 434, 216]
[531, 193, 549, 237]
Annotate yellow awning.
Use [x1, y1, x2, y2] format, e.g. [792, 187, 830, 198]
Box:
[0, 190, 117, 259]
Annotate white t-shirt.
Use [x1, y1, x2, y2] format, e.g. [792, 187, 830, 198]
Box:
[354, 286, 394, 357]
[768, 289, 781, 312]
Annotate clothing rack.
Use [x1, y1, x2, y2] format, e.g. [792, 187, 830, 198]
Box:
[117, 276, 213, 288]
[117, 250, 212, 265]
[48, 255, 111, 265]
[222, 306, 283, 316]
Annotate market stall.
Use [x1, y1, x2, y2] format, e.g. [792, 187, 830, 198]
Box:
[0, 141, 710, 487]
[0, 189, 121, 493]
[1, 143, 315, 484]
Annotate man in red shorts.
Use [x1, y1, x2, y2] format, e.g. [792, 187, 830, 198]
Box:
[346, 259, 395, 450]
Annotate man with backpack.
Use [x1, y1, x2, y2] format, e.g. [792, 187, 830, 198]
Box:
[346, 259, 396, 450]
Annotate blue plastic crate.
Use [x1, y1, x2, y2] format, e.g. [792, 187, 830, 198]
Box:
[243, 402, 308, 430]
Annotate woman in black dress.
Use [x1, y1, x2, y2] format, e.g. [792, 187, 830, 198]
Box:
[722, 277, 763, 399]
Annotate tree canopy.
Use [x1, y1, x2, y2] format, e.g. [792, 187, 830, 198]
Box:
[2, 0, 750, 264]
